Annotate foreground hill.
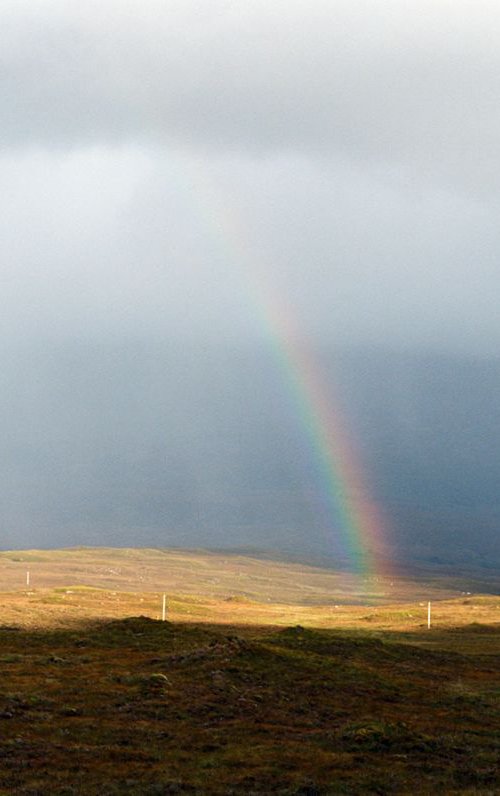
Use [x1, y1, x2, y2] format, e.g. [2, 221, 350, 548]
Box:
[0, 548, 499, 793]
[0, 614, 499, 794]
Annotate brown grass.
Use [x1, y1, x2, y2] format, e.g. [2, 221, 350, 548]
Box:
[0, 548, 498, 794]
[1, 546, 497, 605]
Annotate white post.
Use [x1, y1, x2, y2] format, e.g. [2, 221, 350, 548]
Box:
[26, 571, 30, 587]
[162, 593, 166, 621]
[427, 601, 431, 629]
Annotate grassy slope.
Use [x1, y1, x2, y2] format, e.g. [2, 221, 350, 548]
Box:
[0, 548, 498, 794]
[0, 546, 498, 604]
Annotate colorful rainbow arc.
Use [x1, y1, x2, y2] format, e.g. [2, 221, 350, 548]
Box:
[169, 153, 391, 580]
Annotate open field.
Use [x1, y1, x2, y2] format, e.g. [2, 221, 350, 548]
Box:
[1, 546, 498, 605]
[0, 548, 498, 794]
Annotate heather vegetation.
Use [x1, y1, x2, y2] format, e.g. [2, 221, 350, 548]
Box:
[0, 549, 498, 794]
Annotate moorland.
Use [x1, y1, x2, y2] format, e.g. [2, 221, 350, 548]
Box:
[0, 547, 498, 795]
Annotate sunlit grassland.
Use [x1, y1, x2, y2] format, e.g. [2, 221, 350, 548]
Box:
[0, 548, 498, 794]
[1, 546, 498, 606]
[1, 586, 500, 648]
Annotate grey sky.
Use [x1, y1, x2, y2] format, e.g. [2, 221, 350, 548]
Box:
[2, 0, 500, 352]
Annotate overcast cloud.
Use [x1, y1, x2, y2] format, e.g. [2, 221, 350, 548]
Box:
[1, 0, 500, 352]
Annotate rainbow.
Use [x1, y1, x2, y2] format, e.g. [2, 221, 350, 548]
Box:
[168, 152, 392, 580]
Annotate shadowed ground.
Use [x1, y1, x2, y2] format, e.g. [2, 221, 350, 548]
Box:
[0, 615, 499, 794]
[0, 549, 498, 793]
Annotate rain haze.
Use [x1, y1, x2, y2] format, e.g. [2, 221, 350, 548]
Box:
[1, 0, 500, 568]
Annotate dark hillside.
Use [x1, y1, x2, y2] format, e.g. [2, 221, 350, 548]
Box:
[0, 617, 498, 794]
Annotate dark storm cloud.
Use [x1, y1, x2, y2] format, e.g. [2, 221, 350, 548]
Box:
[1, 2, 500, 562]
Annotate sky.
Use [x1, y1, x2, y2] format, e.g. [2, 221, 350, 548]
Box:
[2, 0, 500, 355]
[2, 1, 500, 566]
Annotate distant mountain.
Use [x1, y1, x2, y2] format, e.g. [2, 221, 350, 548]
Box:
[1, 340, 499, 568]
